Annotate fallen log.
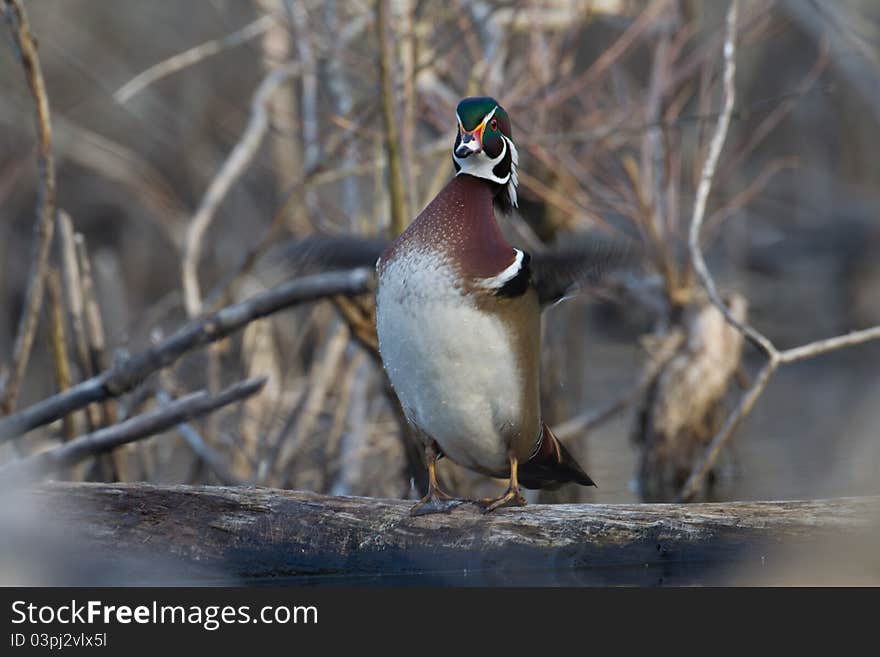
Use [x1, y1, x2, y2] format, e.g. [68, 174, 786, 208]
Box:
[16, 482, 880, 585]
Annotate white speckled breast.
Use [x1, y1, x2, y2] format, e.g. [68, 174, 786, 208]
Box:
[376, 247, 521, 474]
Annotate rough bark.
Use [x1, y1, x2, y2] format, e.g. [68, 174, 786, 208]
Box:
[18, 482, 880, 585]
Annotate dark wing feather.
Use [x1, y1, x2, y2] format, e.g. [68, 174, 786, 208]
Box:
[268, 234, 390, 277]
[530, 235, 637, 306]
[265, 233, 635, 308]
[519, 423, 595, 490]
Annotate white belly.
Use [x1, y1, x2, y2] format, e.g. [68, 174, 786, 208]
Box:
[376, 251, 521, 473]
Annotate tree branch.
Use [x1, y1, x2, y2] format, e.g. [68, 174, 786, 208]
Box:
[0, 268, 373, 443]
[376, 0, 409, 235]
[182, 60, 301, 317]
[45, 269, 76, 439]
[554, 331, 683, 441]
[686, 2, 767, 353]
[0, 379, 266, 485]
[156, 388, 244, 486]
[18, 482, 880, 584]
[530, 0, 672, 111]
[779, 327, 880, 363]
[114, 14, 277, 104]
[681, 0, 880, 501]
[0, 0, 57, 414]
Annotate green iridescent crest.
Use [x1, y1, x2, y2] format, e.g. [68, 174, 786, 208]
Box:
[456, 97, 512, 138]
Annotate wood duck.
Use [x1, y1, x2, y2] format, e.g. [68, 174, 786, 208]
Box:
[375, 97, 601, 515]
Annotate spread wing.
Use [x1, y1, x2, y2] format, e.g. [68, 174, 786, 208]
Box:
[529, 235, 637, 306]
[268, 234, 389, 276]
[269, 233, 636, 307]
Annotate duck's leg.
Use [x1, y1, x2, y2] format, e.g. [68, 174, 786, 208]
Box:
[478, 451, 528, 513]
[409, 441, 466, 516]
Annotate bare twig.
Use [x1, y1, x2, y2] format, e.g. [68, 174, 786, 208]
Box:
[52, 120, 187, 247]
[516, 169, 598, 226]
[0, 379, 266, 485]
[75, 235, 116, 427]
[715, 45, 828, 187]
[529, 0, 672, 111]
[156, 389, 242, 486]
[328, 291, 427, 495]
[525, 84, 830, 147]
[255, 0, 305, 229]
[680, 0, 880, 501]
[45, 269, 76, 439]
[554, 332, 684, 441]
[58, 214, 89, 373]
[324, 351, 366, 477]
[324, 0, 361, 221]
[276, 322, 350, 483]
[399, 0, 418, 218]
[0, 0, 57, 414]
[238, 311, 283, 479]
[289, 1, 319, 172]
[113, 14, 277, 103]
[686, 2, 763, 352]
[57, 213, 101, 430]
[198, 133, 449, 313]
[0, 106, 189, 246]
[704, 157, 799, 236]
[0, 268, 373, 443]
[680, 1, 768, 502]
[376, 0, 409, 235]
[681, 302, 880, 506]
[641, 9, 676, 240]
[778, 327, 880, 363]
[182, 61, 301, 318]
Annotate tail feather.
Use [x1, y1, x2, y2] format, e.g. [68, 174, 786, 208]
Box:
[519, 423, 596, 490]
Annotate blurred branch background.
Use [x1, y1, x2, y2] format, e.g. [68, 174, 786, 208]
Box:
[1, 0, 879, 511]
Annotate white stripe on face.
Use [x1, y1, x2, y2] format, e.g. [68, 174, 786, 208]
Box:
[452, 105, 518, 208]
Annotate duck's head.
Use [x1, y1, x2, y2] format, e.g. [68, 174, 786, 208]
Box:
[452, 96, 519, 213]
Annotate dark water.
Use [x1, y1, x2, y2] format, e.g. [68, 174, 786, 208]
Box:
[244, 560, 778, 587]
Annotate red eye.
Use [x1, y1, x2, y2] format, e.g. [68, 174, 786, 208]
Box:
[490, 118, 498, 130]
